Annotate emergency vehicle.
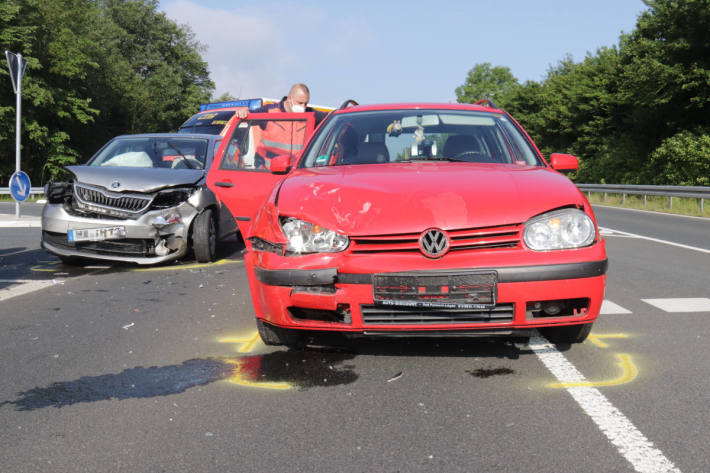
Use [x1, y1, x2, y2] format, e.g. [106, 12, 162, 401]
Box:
[178, 98, 333, 136]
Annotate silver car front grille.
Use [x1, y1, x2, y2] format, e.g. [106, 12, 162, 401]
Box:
[74, 182, 153, 217]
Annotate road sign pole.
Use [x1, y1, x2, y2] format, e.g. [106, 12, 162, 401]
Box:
[15, 53, 22, 218]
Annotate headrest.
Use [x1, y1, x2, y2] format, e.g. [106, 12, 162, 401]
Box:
[357, 142, 389, 164]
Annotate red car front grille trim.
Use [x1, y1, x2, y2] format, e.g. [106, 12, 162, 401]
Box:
[360, 303, 515, 325]
[350, 224, 522, 254]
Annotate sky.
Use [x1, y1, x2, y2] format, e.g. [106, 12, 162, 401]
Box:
[160, 0, 648, 108]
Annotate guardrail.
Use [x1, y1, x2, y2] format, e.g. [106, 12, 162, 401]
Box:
[577, 183, 709, 213]
[2, 184, 708, 212]
[0, 186, 45, 198]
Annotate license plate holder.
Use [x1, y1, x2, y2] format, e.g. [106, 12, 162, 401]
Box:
[373, 271, 497, 309]
[68, 226, 126, 242]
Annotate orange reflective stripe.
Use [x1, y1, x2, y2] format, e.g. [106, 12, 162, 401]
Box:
[259, 119, 306, 155]
[260, 138, 304, 151]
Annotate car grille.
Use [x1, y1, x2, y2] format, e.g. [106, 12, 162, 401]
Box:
[360, 303, 514, 325]
[43, 231, 154, 256]
[349, 224, 521, 255]
[74, 182, 153, 216]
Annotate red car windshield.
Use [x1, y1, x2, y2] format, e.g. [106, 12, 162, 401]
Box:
[300, 109, 543, 168]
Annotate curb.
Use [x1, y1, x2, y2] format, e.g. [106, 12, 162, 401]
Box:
[0, 215, 41, 228]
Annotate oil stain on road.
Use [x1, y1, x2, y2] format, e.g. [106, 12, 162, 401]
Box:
[0, 350, 358, 411]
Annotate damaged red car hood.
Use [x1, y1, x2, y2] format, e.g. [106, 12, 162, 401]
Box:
[277, 162, 587, 235]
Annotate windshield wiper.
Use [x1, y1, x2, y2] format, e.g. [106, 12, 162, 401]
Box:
[407, 156, 469, 162]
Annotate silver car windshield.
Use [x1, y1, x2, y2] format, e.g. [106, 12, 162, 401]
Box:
[88, 138, 209, 169]
[301, 109, 543, 168]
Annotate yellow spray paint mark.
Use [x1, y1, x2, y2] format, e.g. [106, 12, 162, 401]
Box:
[588, 333, 629, 348]
[133, 258, 242, 272]
[224, 359, 291, 390]
[549, 353, 638, 388]
[218, 331, 292, 390]
[219, 331, 261, 353]
[30, 260, 62, 272]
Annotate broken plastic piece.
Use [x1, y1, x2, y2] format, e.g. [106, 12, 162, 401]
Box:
[387, 371, 403, 382]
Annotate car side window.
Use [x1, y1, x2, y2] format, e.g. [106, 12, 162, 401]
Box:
[219, 123, 251, 170]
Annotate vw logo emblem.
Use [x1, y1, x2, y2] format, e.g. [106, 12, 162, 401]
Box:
[110, 180, 121, 189]
[419, 228, 449, 258]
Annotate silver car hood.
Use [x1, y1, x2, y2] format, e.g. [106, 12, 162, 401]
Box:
[67, 166, 205, 193]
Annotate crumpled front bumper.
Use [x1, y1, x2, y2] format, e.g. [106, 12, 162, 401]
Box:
[243, 240, 608, 336]
[41, 202, 199, 264]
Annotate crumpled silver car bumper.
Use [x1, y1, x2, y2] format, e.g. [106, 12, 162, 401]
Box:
[41, 202, 200, 265]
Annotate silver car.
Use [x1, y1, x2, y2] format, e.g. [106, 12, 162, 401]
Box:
[41, 133, 237, 265]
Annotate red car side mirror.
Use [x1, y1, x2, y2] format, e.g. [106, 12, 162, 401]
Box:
[270, 155, 292, 174]
[549, 153, 579, 173]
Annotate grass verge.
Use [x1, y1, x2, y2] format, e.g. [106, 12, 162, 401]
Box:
[586, 192, 709, 218]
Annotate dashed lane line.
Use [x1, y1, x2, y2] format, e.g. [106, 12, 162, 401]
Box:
[642, 298, 710, 313]
[528, 333, 681, 473]
[601, 300, 633, 315]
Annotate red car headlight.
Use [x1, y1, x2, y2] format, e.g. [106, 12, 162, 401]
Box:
[279, 217, 349, 255]
[523, 209, 596, 251]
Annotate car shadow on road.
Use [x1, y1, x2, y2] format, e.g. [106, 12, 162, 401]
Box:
[0, 236, 246, 283]
[0, 336, 531, 411]
[300, 332, 529, 359]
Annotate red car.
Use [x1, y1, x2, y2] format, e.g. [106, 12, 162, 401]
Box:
[207, 101, 607, 347]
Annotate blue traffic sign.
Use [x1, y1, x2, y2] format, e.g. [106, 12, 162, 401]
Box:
[9, 171, 31, 202]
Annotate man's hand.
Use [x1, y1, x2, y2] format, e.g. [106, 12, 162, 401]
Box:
[236, 109, 248, 119]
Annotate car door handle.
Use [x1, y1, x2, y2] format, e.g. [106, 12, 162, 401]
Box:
[214, 181, 234, 188]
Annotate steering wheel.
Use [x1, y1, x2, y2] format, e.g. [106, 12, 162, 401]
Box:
[454, 150, 483, 161]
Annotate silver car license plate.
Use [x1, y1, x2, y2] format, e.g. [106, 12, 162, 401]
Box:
[68, 226, 126, 242]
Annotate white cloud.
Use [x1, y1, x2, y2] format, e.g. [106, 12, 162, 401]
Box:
[161, 1, 378, 105]
[163, 1, 294, 99]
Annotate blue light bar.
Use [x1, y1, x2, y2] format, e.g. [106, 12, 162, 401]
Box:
[199, 99, 263, 112]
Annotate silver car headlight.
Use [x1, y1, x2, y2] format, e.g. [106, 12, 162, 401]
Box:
[523, 209, 595, 251]
[151, 187, 196, 209]
[279, 217, 349, 254]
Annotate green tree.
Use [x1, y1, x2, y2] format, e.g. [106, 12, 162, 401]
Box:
[93, 0, 213, 139]
[647, 129, 710, 186]
[0, 0, 36, 181]
[1, 0, 102, 183]
[455, 1, 710, 186]
[0, 0, 214, 184]
[455, 63, 519, 106]
[616, 0, 710, 183]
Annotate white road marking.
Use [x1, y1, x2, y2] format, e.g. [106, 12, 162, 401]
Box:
[599, 228, 636, 238]
[599, 227, 710, 254]
[528, 333, 681, 473]
[642, 298, 710, 313]
[0, 279, 60, 302]
[601, 300, 632, 314]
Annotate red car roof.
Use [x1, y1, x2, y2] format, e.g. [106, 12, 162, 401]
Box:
[333, 102, 503, 114]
